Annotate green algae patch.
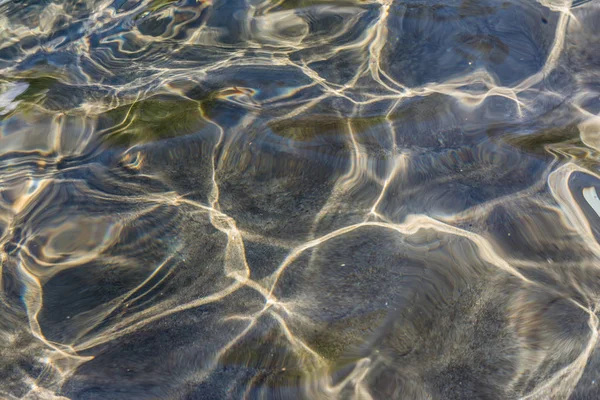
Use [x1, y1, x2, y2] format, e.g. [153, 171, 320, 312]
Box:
[100, 96, 209, 147]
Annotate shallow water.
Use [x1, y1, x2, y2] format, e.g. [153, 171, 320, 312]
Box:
[0, 0, 600, 398]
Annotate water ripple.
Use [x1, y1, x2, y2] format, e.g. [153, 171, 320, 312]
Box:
[0, 0, 600, 398]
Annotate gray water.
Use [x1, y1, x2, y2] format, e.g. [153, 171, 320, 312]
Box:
[1, 0, 600, 398]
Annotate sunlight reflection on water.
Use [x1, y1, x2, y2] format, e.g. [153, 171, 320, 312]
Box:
[0, 0, 600, 398]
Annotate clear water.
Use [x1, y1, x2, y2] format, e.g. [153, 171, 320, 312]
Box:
[1, 0, 600, 398]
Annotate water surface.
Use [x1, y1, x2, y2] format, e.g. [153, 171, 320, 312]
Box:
[1, 0, 600, 398]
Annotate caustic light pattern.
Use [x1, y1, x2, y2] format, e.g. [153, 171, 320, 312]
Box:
[0, 0, 600, 399]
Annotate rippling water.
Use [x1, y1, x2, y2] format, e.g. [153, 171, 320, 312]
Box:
[1, 0, 600, 398]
